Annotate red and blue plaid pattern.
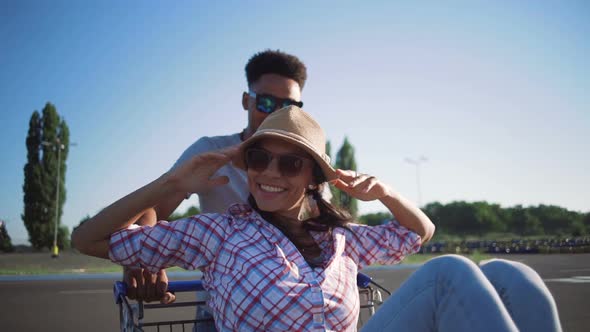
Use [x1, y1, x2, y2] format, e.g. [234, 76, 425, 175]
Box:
[109, 204, 421, 331]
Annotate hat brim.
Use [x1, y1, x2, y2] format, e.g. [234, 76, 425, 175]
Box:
[234, 131, 338, 183]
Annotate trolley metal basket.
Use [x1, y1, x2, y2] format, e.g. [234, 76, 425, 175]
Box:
[114, 272, 387, 331]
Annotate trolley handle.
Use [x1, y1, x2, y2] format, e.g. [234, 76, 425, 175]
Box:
[114, 272, 386, 304]
[114, 280, 205, 304]
[357, 272, 391, 295]
[356, 272, 372, 288]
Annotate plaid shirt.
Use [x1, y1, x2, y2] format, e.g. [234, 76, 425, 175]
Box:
[109, 204, 421, 331]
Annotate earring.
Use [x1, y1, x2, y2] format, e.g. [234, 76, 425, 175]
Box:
[298, 185, 320, 221]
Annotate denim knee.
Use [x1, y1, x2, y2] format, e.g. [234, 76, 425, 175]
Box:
[479, 259, 562, 331]
[423, 255, 483, 293]
[424, 254, 480, 276]
[480, 259, 544, 286]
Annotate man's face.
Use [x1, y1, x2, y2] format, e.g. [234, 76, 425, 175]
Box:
[243, 73, 302, 135]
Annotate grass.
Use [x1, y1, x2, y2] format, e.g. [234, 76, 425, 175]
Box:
[0, 251, 121, 275]
[0, 250, 193, 275]
[0, 250, 492, 275]
[379, 251, 491, 266]
[402, 251, 490, 265]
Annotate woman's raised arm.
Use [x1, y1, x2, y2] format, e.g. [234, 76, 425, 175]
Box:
[71, 152, 231, 258]
[333, 169, 435, 243]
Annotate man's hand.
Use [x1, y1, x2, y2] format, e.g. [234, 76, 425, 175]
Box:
[123, 267, 176, 304]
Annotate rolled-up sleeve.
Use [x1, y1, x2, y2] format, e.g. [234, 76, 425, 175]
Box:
[108, 213, 229, 273]
[346, 221, 422, 269]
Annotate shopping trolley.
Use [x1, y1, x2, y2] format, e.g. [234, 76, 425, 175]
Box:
[114, 272, 388, 331]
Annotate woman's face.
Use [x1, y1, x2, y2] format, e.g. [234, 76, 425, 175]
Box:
[247, 138, 315, 220]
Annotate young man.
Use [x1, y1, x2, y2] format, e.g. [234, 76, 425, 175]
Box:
[125, 50, 308, 303]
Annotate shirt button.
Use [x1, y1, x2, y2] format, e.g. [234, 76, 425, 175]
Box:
[313, 313, 324, 323]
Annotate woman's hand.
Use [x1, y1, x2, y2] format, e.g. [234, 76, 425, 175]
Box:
[333, 169, 393, 202]
[333, 169, 436, 242]
[72, 147, 239, 259]
[165, 150, 234, 195]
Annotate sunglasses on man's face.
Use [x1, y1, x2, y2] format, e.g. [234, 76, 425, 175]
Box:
[245, 148, 313, 177]
[248, 92, 304, 114]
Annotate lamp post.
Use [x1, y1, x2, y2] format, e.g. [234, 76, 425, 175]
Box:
[41, 138, 75, 258]
[405, 156, 428, 207]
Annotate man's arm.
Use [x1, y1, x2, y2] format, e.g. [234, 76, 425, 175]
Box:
[124, 190, 189, 303]
[128, 136, 231, 302]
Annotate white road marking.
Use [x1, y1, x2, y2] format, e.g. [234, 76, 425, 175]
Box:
[559, 268, 590, 273]
[544, 276, 590, 283]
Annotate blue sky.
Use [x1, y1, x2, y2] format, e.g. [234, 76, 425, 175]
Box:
[1, 0, 588, 245]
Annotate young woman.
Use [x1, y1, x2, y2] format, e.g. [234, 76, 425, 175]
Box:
[73, 106, 561, 331]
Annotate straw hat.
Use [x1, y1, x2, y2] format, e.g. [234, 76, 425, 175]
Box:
[234, 105, 337, 182]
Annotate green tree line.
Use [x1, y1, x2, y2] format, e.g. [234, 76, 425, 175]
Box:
[326, 138, 588, 238]
[424, 202, 588, 238]
[359, 202, 589, 238]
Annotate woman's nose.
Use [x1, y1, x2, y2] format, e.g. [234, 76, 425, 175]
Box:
[264, 157, 282, 176]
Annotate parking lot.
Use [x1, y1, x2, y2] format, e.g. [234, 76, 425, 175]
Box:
[0, 254, 588, 331]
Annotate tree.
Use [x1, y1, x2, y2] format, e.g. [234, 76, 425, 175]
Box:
[362, 200, 588, 238]
[506, 205, 542, 236]
[170, 205, 202, 220]
[472, 202, 505, 236]
[325, 140, 339, 204]
[0, 220, 13, 252]
[22, 103, 70, 249]
[423, 202, 443, 233]
[529, 205, 579, 236]
[58, 225, 71, 250]
[333, 137, 358, 217]
[22, 111, 45, 248]
[358, 212, 393, 226]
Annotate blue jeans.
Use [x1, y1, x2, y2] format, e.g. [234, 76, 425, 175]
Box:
[361, 255, 562, 332]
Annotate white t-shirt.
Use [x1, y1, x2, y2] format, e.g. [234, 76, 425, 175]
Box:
[173, 133, 248, 214]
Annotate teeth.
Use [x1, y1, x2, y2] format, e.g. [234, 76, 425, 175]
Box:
[260, 184, 285, 193]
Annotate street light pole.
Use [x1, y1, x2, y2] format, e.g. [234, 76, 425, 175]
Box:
[41, 138, 74, 258]
[405, 156, 428, 207]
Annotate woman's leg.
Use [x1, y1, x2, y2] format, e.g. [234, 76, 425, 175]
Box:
[361, 255, 518, 332]
[480, 259, 562, 332]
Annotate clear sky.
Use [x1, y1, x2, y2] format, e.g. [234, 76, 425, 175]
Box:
[1, 0, 588, 245]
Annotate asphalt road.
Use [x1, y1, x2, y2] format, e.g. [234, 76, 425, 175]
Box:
[0, 254, 588, 331]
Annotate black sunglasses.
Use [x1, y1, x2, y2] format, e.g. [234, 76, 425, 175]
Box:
[245, 148, 313, 177]
[248, 92, 304, 114]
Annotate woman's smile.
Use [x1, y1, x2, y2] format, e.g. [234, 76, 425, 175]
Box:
[258, 183, 287, 193]
[247, 139, 313, 219]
